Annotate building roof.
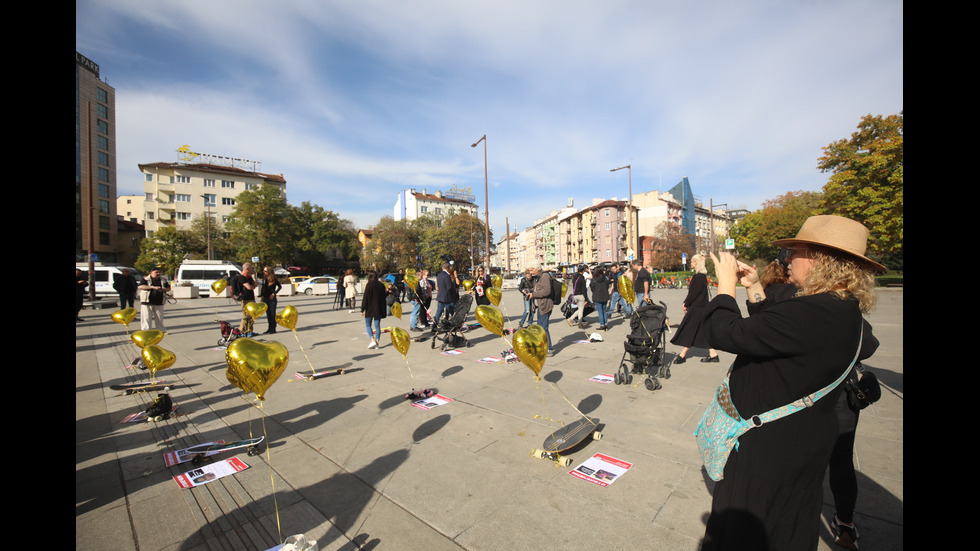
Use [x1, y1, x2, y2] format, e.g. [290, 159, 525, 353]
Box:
[590, 199, 627, 211]
[411, 190, 477, 207]
[138, 162, 287, 184]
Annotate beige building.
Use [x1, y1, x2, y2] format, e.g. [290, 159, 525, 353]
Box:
[117, 195, 144, 225]
[393, 188, 478, 221]
[139, 162, 287, 235]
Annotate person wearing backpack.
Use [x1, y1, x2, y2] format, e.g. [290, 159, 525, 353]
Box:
[567, 265, 590, 328]
[529, 265, 556, 357]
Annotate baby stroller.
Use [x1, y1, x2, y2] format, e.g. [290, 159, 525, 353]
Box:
[615, 301, 669, 391]
[431, 294, 474, 351]
[217, 320, 243, 347]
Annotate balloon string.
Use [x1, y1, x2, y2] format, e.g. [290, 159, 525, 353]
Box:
[290, 329, 317, 377]
[546, 382, 598, 428]
[402, 356, 415, 384]
[259, 401, 283, 549]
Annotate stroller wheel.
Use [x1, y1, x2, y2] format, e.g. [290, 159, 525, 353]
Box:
[614, 372, 622, 385]
[645, 377, 661, 391]
[625, 373, 633, 385]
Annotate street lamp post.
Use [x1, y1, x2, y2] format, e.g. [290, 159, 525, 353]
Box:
[472, 135, 490, 269]
[610, 165, 634, 262]
[200, 194, 213, 260]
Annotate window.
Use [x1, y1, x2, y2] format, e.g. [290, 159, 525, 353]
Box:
[203, 179, 215, 187]
[97, 136, 108, 150]
[99, 216, 110, 229]
[175, 194, 191, 202]
[98, 152, 109, 166]
[605, 249, 611, 258]
[99, 232, 111, 245]
[605, 209, 610, 217]
[605, 222, 610, 230]
[174, 176, 191, 184]
[98, 168, 110, 182]
[420, 206, 428, 213]
[98, 199, 110, 213]
[176, 212, 192, 220]
[145, 192, 153, 201]
[96, 88, 108, 102]
[145, 173, 153, 182]
[96, 104, 108, 118]
[203, 194, 216, 207]
[435, 207, 442, 215]
[147, 212, 154, 220]
[245, 183, 258, 190]
[96, 120, 108, 134]
[98, 184, 109, 198]
[222, 198, 236, 206]
[221, 180, 235, 188]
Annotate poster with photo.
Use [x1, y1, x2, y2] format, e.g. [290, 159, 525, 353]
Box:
[411, 394, 454, 410]
[163, 440, 226, 467]
[588, 374, 615, 384]
[173, 457, 249, 488]
[569, 453, 633, 487]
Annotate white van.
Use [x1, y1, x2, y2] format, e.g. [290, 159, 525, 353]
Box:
[75, 263, 144, 298]
[175, 260, 243, 297]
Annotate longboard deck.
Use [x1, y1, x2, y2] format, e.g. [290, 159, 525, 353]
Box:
[184, 436, 265, 464]
[110, 381, 175, 394]
[308, 368, 345, 381]
[532, 417, 601, 466]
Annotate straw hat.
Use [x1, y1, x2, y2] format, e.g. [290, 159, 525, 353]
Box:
[772, 215, 886, 272]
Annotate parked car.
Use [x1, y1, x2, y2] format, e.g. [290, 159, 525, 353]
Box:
[288, 276, 312, 285]
[295, 276, 338, 295]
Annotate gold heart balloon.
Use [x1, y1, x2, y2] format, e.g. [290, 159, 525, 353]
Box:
[141, 344, 177, 377]
[486, 286, 502, 306]
[391, 327, 410, 357]
[617, 274, 635, 305]
[561, 282, 568, 299]
[404, 274, 418, 293]
[245, 301, 268, 320]
[225, 338, 289, 400]
[211, 278, 228, 295]
[391, 301, 402, 319]
[111, 308, 137, 326]
[276, 305, 298, 331]
[513, 324, 548, 377]
[131, 329, 164, 349]
[475, 305, 504, 336]
[462, 279, 475, 291]
[491, 274, 502, 289]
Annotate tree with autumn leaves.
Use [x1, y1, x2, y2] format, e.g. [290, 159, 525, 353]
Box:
[732, 111, 902, 271]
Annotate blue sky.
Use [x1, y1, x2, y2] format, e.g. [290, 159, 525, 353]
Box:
[76, 0, 903, 237]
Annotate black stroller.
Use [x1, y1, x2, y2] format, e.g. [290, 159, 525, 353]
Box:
[431, 294, 474, 351]
[615, 301, 670, 391]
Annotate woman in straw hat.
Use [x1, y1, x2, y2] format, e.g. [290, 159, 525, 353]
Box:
[700, 215, 882, 551]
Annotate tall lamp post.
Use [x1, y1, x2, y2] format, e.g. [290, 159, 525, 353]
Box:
[610, 165, 634, 262]
[472, 135, 490, 269]
[200, 194, 213, 260]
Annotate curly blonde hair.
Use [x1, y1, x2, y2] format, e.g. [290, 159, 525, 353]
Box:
[796, 247, 877, 314]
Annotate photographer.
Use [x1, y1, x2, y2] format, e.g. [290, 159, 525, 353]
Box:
[138, 266, 171, 331]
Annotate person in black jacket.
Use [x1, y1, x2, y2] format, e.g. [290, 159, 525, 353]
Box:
[700, 215, 884, 551]
[670, 254, 718, 363]
[589, 268, 611, 330]
[260, 266, 282, 334]
[113, 268, 138, 309]
[360, 271, 387, 349]
[517, 269, 536, 328]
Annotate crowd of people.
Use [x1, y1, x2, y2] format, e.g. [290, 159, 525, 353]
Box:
[78, 214, 884, 550]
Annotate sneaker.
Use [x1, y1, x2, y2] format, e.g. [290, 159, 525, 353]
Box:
[547, 349, 555, 357]
[831, 516, 859, 550]
[367, 339, 378, 349]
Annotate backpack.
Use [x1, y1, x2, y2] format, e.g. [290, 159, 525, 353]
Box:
[549, 275, 563, 303]
[230, 275, 242, 301]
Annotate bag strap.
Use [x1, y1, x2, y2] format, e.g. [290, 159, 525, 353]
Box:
[748, 329, 864, 428]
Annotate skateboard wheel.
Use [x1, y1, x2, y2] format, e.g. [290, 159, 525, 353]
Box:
[592, 431, 602, 441]
[561, 458, 572, 467]
[531, 449, 544, 459]
[247, 446, 260, 456]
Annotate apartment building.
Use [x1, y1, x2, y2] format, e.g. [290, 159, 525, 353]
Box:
[76, 51, 118, 261]
[139, 162, 286, 235]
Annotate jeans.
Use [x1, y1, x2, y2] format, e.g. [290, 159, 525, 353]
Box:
[596, 301, 608, 327]
[265, 297, 278, 333]
[611, 291, 634, 316]
[119, 293, 135, 309]
[410, 300, 421, 329]
[519, 295, 535, 327]
[537, 309, 552, 351]
[433, 301, 455, 330]
[364, 317, 381, 341]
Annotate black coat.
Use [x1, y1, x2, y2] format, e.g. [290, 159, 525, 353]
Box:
[701, 292, 875, 550]
[360, 280, 388, 319]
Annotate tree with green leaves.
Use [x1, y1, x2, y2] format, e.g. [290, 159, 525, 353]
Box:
[730, 191, 823, 263]
[649, 221, 695, 271]
[291, 201, 359, 269]
[184, 215, 234, 260]
[818, 111, 903, 265]
[135, 226, 186, 278]
[226, 184, 297, 268]
[361, 217, 419, 272]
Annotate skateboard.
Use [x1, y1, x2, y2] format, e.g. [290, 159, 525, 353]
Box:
[405, 388, 435, 400]
[308, 368, 346, 381]
[531, 416, 602, 466]
[184, 436, 266, 465]
[110, 381, 175, 395]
